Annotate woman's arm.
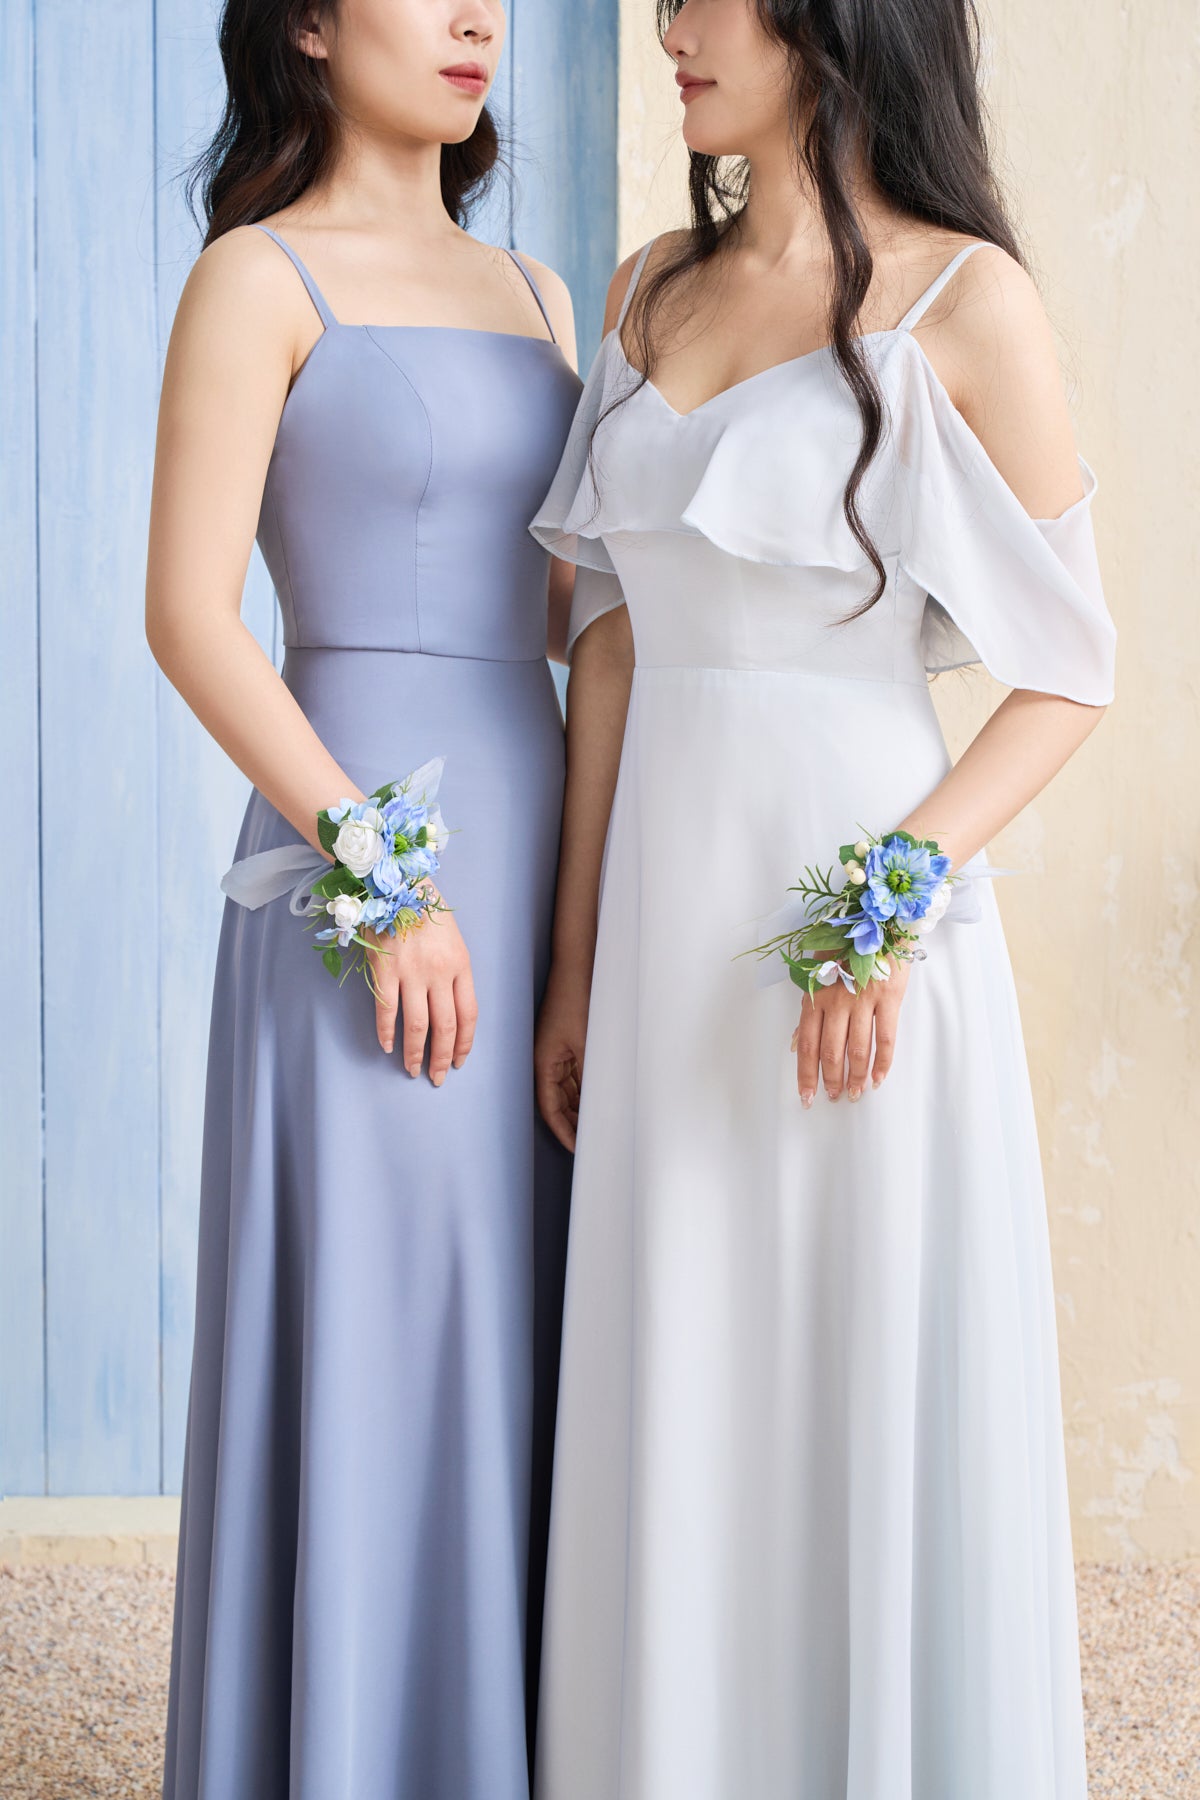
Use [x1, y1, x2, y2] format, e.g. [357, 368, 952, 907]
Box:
[534, 252, 644, 1148]
[146, 227, 367, 849]
[796, 247, 1110, 1106]
[146, 227, 476, 1078]
[897, 245, 1109, 863]
[535, 601, 635, 1150]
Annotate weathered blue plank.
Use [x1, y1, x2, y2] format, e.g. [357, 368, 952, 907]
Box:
[153, 0, 281, 1494]
[0, 0, 46, 1497]
[512, 0, 619, 365]
[36, 0, 162, 1493]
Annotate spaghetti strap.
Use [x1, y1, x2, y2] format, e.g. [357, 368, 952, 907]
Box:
[896, 240, 992, 334]
[253, 224, 337, 329]
[616, 239, 656, 334]
[505, 250, 557, 344]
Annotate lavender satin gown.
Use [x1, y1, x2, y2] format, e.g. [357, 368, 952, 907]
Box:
[162, 226, 580, 1800]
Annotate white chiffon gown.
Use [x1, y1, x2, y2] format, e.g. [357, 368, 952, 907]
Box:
[528, 240, 1116, 1800]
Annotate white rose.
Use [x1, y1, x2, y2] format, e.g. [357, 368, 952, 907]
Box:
[334, 818, 384, 878]
[910, 880, 952, 937]
[854, 839, 870, 859]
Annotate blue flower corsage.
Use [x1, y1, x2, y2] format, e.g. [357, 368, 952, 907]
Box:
[220, 756, 450, 990]
[747, 828, 957, 998]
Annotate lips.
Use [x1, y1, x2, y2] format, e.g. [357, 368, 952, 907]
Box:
[440, 62, 488, 95]
[675, 71, 716, 103]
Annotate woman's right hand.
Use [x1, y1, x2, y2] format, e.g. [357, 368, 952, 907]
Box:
[535, 967, 590, 1152]
[366, 900, 477, 1084]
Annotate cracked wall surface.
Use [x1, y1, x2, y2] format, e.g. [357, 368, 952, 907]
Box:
[616, 0, 1199, 1560]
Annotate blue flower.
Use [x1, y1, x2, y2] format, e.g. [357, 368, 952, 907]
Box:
[845, 910, 885, 956]
[862, 837, 952, 924]
[367, 853, 409, 899]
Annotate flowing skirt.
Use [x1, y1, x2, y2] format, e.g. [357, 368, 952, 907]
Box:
[164, 647, 573, 1800]
[535, 663, 1086, 1800]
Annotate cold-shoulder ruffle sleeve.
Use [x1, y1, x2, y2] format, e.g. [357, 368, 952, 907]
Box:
[531, 336, 630, 663]
[530, 337, 623, 576]
[893, 346, 1116, 704]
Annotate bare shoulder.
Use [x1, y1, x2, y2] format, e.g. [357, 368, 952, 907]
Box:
[604, 229, 692, 335]
[922, 240, 1084, 516]
[508, 249, 576, 357]
[175, 222, 315, 342]
[920, 240, 1062, 399]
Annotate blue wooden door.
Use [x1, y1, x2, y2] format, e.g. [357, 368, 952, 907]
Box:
[0, 0, 616, 1498]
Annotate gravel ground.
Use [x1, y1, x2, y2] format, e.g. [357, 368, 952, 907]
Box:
[0, 1561, 1197, 1797]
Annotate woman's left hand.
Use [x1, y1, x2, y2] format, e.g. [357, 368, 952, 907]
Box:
[792, 955, 912, 1108]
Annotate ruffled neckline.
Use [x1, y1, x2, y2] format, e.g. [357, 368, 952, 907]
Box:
[610, 325, 899, 421]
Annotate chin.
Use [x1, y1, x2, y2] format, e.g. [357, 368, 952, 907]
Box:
[682, 124, 744, 157]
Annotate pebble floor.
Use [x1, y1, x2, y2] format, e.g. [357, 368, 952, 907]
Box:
[1, 1562, 1197, 1797]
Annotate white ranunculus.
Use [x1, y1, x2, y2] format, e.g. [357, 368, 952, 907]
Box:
[326, 893, 365, 945]
[910, 880, 952, 937]
[334, 818, 384, 877]
[872, 955, 892, 981]
[854, 839, 869, 859]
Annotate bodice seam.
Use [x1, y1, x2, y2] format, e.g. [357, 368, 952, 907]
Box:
[364, 328, 435, 652]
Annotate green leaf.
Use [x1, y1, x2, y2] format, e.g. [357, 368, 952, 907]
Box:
[322, 946, 342, 978]
[838, 843, 859, 865]
[797, 925, 851, 957]
[890, 828, 918, 847]
[316, 812, 340, 855]
[847, 948, 877, 989]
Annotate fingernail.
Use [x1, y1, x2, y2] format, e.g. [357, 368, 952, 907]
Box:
[828, 1091, 841, 1103]
[432, 1074, 444, 1088]
[383, 1040, 393, 1054]
[453, 1056, 464, 1069]
[408, 1065, 419, 1079]
[848, 1086, 862, 1102]
[873, 1076, 884, 1088]
[801, 1090, 814, 1109]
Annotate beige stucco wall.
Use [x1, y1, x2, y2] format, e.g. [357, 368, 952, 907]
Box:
[617, 1, 1199, 1561]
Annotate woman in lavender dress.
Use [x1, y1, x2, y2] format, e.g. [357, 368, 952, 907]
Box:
[145, 2, 578, 1794]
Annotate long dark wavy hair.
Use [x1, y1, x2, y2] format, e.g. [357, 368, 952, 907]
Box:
[612, 0, 1023, 614]
[187, 0, 501, 245]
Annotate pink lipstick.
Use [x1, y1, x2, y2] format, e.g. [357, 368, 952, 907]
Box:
[440, 62, 488, 96]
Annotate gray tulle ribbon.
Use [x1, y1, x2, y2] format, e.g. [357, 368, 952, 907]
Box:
[220, 841, 330, 916]
[219, 756, 447, 919]
[743, 860, 1016, 990]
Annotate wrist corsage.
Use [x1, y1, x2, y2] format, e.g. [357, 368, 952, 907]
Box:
[747, 829, 956, 997]
[308, 759, 450, 985]
[218, 756, 451, 994]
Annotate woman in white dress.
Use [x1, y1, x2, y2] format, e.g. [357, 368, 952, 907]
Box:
[529, 1, 1116, 1795]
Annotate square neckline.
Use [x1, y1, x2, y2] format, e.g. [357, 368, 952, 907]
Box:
[254, 222, 562, 346]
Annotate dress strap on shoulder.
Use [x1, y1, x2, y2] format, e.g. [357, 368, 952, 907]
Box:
[253, 224, 336, 329]
[616, 239, 656, 333]
[896, 240, 992, 334]
[504, 250, 557, 344]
